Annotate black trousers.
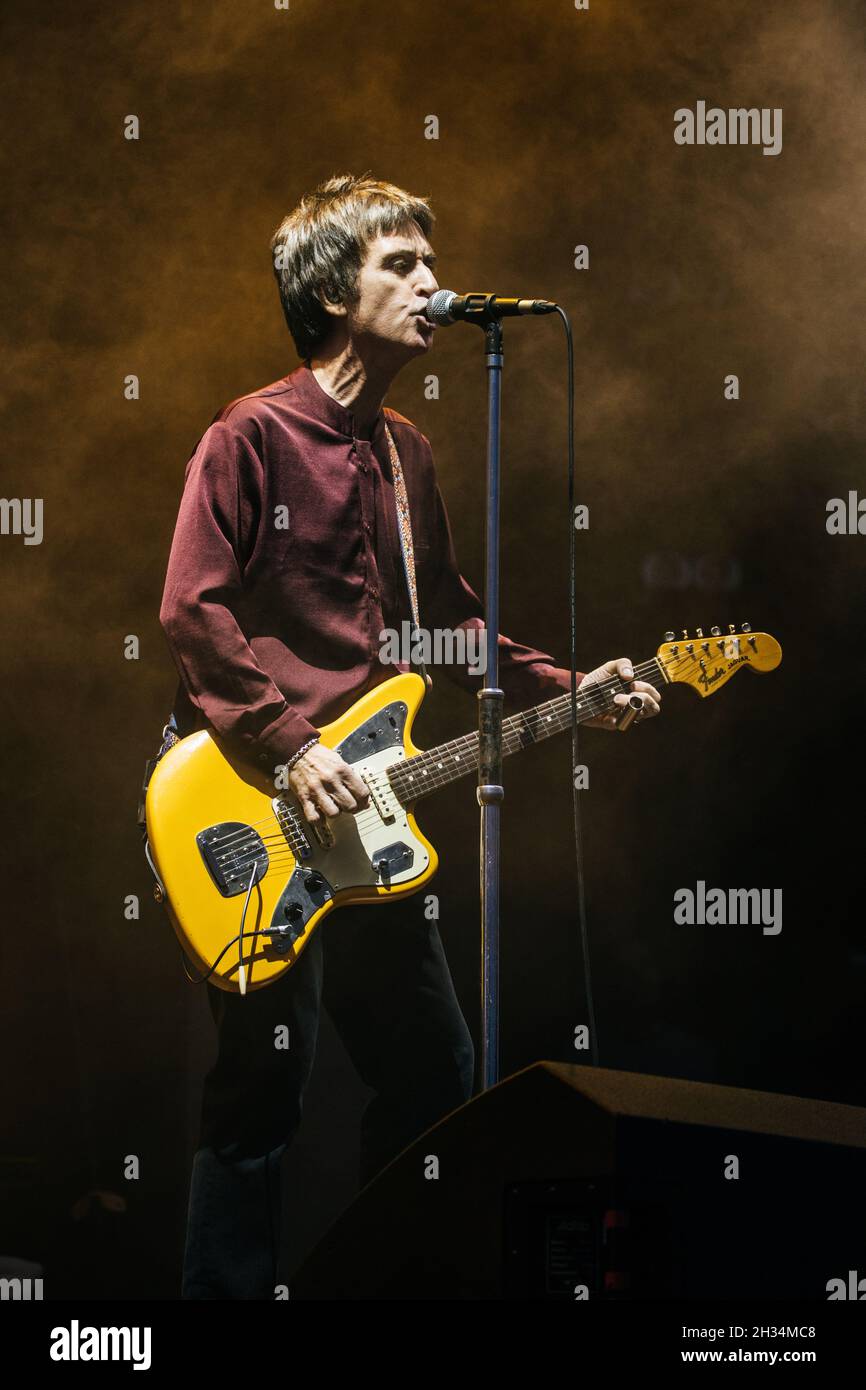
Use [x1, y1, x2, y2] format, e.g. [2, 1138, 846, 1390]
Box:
[181, 892, 475, 1299]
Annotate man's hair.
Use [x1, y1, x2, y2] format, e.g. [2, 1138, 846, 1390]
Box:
[270, 173, 435, 363]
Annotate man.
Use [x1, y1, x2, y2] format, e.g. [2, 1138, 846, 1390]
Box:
[159, 173, 661, 1300]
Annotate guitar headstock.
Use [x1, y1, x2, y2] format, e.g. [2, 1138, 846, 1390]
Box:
[656, 624, 782, 698]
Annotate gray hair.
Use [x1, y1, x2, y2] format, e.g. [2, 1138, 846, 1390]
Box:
[270, 173, 435, 363]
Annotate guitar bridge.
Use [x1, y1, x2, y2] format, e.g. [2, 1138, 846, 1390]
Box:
[273, 798, 312, 860]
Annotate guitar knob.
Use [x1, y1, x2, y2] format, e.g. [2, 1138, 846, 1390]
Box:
[664, 631, 675, 642]
[285, 902, 304, 922]
[710, 626, 721, 636]
[306, 872, 324, 893]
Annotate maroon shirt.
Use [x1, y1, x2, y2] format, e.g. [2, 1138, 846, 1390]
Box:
[160, 364, 582, 771]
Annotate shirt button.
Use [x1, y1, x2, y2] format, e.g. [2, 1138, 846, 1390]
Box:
[363, 520, 372, 534]
[369, 586, 379, 599]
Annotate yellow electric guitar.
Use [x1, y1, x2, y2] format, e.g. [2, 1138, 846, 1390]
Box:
[144, 625, 781, 993]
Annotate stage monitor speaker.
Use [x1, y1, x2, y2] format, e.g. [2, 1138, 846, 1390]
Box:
[289, 1063, 866, 1300]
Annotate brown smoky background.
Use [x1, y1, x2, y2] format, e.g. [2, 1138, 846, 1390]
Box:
[0, 0, 864, 1296]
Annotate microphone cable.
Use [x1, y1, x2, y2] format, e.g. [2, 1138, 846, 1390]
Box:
[555, 305, 600, 1069]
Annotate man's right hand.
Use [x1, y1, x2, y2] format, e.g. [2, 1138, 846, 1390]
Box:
[288, 741, 371, 824]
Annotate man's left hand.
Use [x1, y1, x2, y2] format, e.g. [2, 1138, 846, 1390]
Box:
[577, 657, 662, 731]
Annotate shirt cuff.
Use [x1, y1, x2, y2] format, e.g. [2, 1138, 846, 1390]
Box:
[252, 705, 321, 775]
[500, 661, 587, 708]
[547, 664, 588, 693]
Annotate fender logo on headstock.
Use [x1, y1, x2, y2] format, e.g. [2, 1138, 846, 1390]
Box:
[698, 654, 750, 689]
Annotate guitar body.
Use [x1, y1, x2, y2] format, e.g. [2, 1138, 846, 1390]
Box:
[145, 672, 437, 992]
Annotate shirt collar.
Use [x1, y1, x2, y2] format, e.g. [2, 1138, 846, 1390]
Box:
[288, 364, 387, 447]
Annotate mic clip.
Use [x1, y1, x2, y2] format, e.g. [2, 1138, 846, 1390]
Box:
[454, 293, 556, 325]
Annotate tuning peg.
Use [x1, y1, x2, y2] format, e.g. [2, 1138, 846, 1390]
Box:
[664, 630, 675, 642]
[728, 624, 736, 634]
[696, 627, 703, 638]
[710, 625, 721, 636]
[741, 622, 751, 632]
[682, 629, 688, 640]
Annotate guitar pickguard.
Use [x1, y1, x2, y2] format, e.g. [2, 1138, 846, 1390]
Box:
[336, 699, 408, 763]
[266, 728, 428, 938]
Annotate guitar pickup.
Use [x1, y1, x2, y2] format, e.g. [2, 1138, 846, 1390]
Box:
[363, 774, 396, 825]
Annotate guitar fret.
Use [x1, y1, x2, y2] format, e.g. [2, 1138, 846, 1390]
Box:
[388, 658, 663, 803]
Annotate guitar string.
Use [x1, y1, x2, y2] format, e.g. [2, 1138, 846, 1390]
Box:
[206, 646, 729, 877]
[202, 652, 691, 871]
[202, 657, 667, 856]
[386, 646, 746, 798]
[202, 648, 726, 861]
[203, 643, 747, 860]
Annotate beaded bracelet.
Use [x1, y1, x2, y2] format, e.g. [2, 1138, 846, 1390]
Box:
[284, 734, 321, 772]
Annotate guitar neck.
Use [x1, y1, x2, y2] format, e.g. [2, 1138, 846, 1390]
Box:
[387, 655, 665, 804]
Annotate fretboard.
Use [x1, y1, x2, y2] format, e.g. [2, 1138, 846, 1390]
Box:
[386, 656, 665, 804]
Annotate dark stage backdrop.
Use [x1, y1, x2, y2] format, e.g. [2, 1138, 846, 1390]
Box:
[1, 0, 864, 1297]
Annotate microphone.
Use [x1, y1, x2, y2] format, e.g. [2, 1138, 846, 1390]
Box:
[424, 290, 558, 327]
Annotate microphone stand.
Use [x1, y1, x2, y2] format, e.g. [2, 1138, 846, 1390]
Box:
[466, 302, 507, 1092]
[429, 291, 556, 1092]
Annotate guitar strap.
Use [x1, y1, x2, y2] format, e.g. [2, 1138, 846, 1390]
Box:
[137, 715, 179, 836]
[383, 418, 431, 687]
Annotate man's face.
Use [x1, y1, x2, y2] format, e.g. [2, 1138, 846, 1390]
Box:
[342, 223, 439, 360]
